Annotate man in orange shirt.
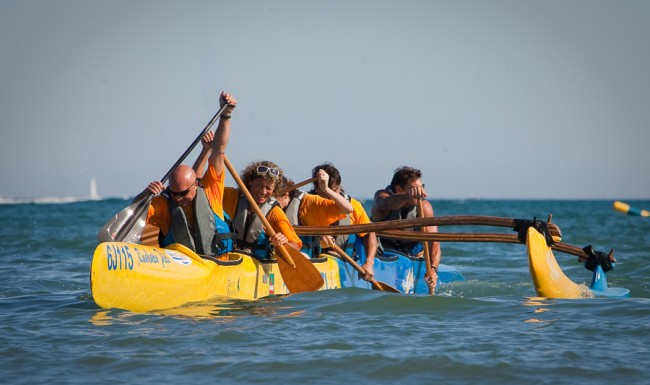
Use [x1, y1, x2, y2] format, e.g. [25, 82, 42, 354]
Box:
[133, 91, 237, 256]
[275, 170, 354, 258]
[307, 163, 377, 281]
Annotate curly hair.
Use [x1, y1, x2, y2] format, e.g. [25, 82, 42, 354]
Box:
[390, 166, 422, 190]
[240, 160, 284, 191]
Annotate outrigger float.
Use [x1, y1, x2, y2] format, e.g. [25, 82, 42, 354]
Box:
[526, 225, 630, 298]
[90, 215, 629, 313]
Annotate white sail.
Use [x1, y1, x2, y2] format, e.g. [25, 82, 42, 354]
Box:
[90, 178, 99, 200]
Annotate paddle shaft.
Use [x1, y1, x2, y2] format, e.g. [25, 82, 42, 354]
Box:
[275, 177, 318, 196]
[418, 200, 434, 294]
[160, 103, 230, 185]
[101, 103, 231, 243]
[376, 230, 605, 262]
[294, 216, 562, 238]
[328, 243, 391, 292]
[223, 156, 296, 267]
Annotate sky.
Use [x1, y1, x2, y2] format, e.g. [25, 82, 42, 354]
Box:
[1, 0, 649, 200]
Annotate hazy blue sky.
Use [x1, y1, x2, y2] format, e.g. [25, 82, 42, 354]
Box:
[1, 0, 649, 200]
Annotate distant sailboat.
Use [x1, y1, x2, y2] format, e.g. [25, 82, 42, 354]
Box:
[90, 178, 99, 200]
[0, 179, 102, 205]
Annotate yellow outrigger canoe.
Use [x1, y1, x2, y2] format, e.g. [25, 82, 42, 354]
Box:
[91, 226, 629, 313]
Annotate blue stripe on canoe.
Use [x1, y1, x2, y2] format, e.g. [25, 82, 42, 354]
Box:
[334, 249, 464, 294]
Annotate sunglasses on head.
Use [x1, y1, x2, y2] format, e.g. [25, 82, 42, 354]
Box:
[256, 165, 280, 177]
[167, 181, 196, 197]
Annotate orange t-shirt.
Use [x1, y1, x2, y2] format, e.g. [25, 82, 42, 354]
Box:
[223, 187, 303, 248]
[297, 194, 348, 226]
[146, 164, 225, 235]
[349, 198, 371, 237]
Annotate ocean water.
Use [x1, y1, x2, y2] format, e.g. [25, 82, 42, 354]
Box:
[1, 198, 649, 384]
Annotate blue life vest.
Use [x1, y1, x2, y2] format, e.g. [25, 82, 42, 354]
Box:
[161, 186, 234, 256]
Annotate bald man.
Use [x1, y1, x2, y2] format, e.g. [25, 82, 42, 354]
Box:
[133, 91, 237, 256]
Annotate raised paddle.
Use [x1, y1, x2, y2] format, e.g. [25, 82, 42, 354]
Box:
[326, 242, 400, 293]
[274, 177, 318, 196]
[418, 200, 435, 295]
[223, 156, 324, 293]
[97, 103, 231, 243]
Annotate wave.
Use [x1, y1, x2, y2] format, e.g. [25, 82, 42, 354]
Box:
[0, 195, 129, 205]
[0, 178, 134, 205]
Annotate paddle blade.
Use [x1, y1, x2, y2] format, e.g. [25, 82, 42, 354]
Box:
[275, 247, 324, 293]
[96, 196, 151, 243]
[372, 280, 401, 293]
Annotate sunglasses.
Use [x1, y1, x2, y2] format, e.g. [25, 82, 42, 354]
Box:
[256, 165, 280, 177]
[167, 181, 196, 197]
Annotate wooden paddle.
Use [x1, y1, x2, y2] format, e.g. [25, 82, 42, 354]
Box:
[418, 200, 435, 295]
[326, 241, 400, 293]
[223, 156, 324, 293]
[274, 177, 318, 196]
[294, 216, 563, 239]
[97, 103, 231, 243]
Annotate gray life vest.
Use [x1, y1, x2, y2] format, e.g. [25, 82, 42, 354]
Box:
[284, 190, 306, 227]
[285, 191, 320, 257]
[231, 195, 279, 259]
[331, 193, 353, 249]
[164, 186, 234, 256]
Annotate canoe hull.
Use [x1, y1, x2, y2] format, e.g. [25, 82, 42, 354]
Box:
[330, 250, 464, 294]
[91, 242, 341, 312]
[91, 242, 466, 312]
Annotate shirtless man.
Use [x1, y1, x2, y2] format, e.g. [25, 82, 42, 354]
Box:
[371, 166, 440, 291]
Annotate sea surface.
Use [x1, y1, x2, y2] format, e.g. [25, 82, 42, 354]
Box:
[1, 198, 649, 385]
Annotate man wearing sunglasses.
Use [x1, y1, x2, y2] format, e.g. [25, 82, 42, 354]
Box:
[371, 166, 441, 292]
[132, 91, 237, 256]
